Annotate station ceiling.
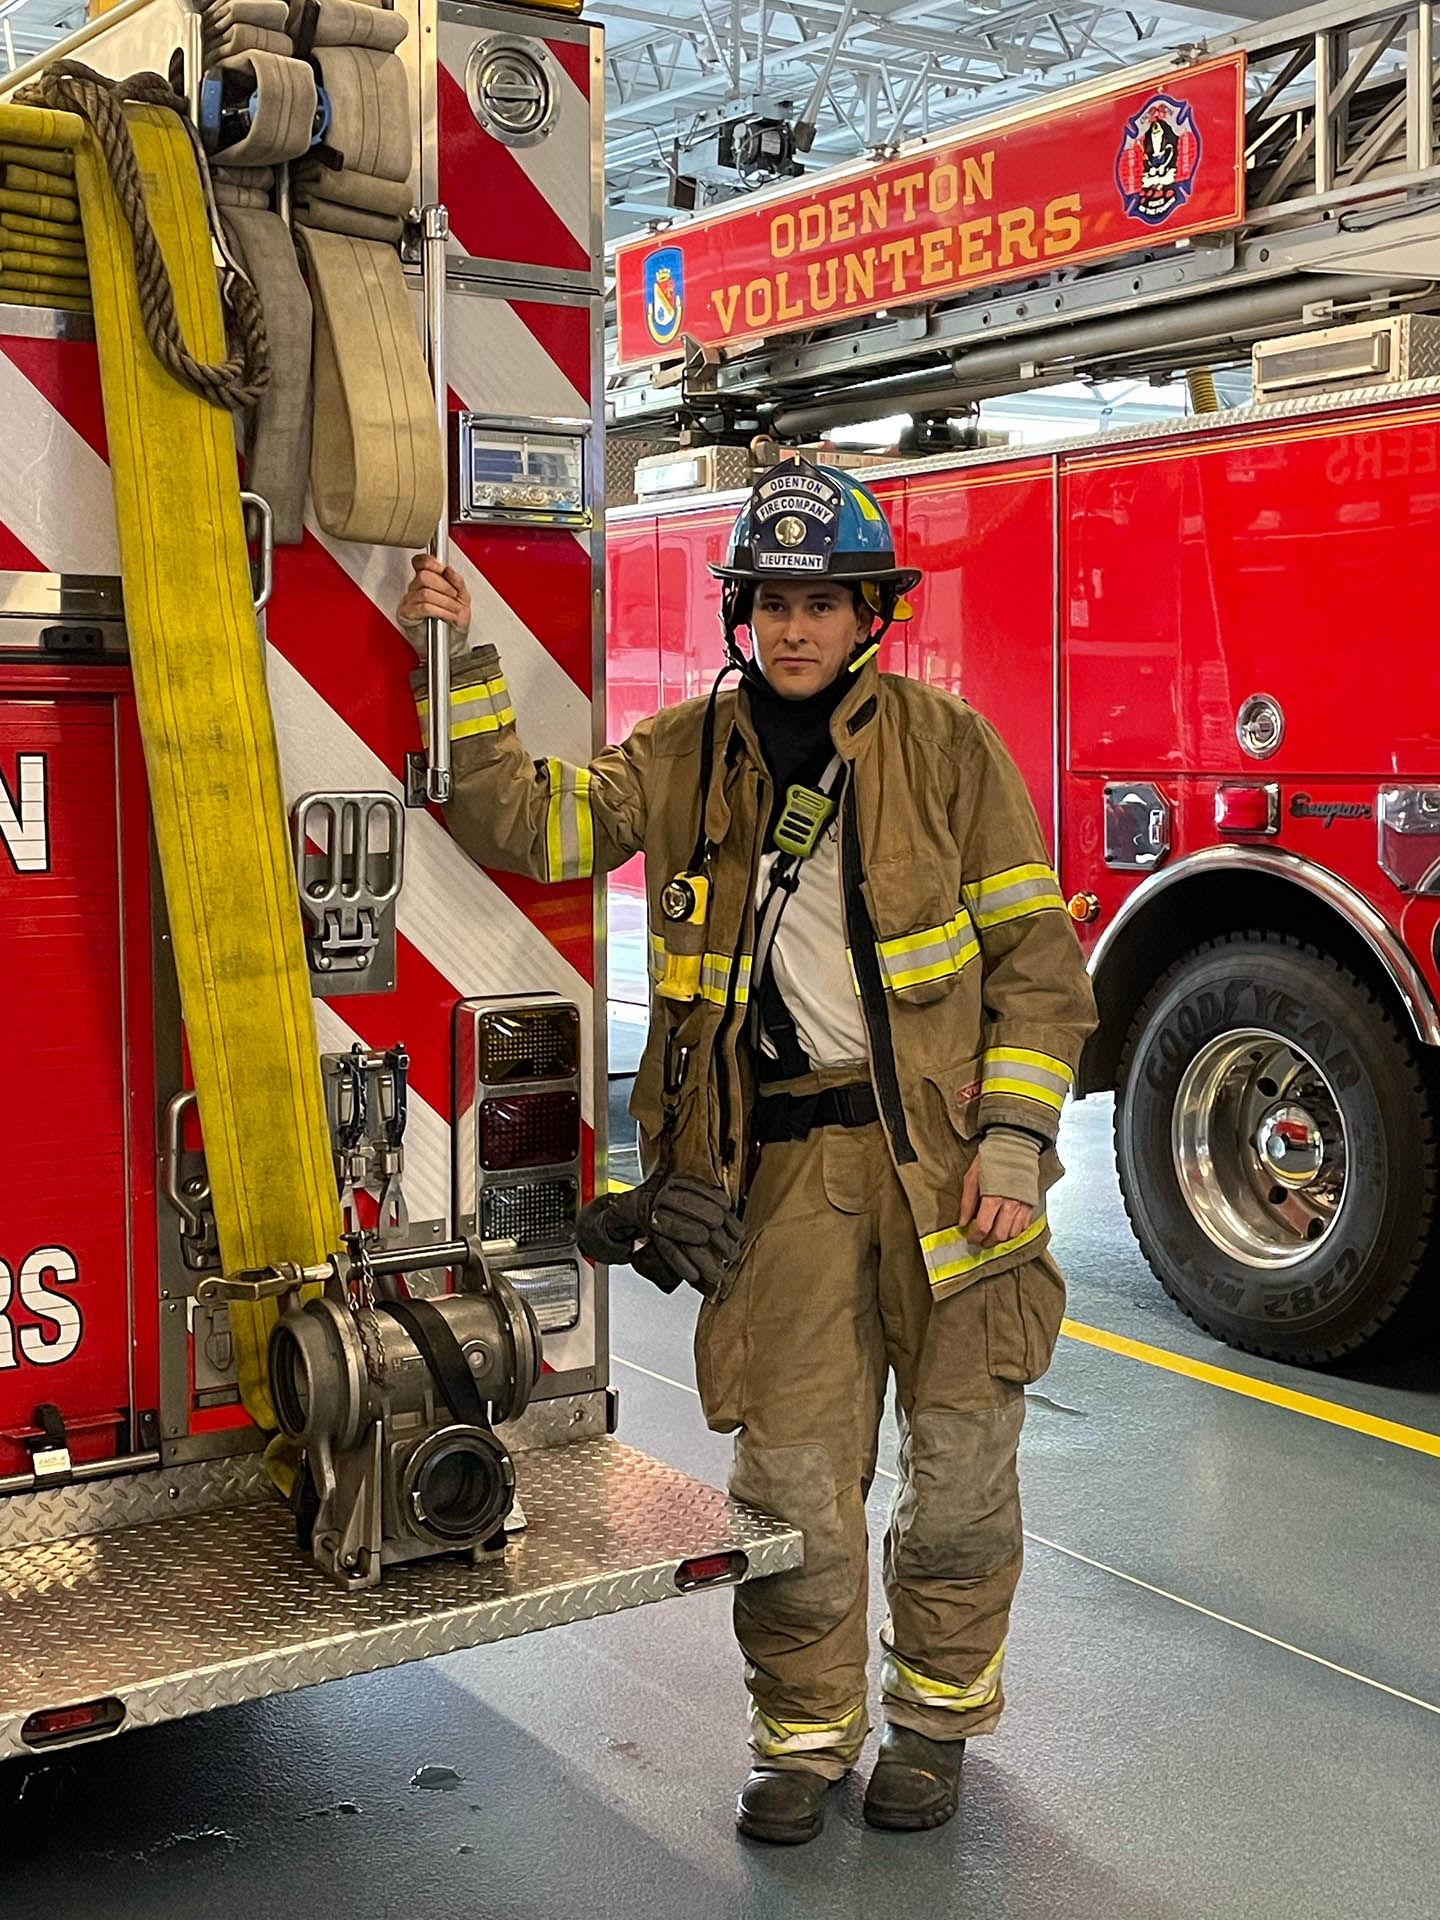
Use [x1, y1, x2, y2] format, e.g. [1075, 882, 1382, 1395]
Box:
[4, 0, 1268, 244]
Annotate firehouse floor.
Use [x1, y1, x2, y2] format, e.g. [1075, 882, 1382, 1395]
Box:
[5, 1092, 1440, 1920]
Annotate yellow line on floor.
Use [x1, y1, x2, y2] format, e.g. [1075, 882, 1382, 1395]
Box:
[605, 1246, 1440, 1454]
[609, 1353, 1440, 1718]
[1060, 1317, 1440, 1459]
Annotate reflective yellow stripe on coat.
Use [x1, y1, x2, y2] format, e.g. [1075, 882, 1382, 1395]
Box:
[920, 1213, 1048, 1287]
[418, 669, 516, 740]
[543, 759, 594, 881]
[981, 1045, 1073, 1116]
[874, 908, 980, 992]
[964, 862, 1065, 930]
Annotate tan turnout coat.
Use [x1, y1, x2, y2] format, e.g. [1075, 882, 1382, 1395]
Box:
[421, 643, 1097, 1301]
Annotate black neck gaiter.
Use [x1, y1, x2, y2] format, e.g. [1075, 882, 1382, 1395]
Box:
[741, 661, 851, 845]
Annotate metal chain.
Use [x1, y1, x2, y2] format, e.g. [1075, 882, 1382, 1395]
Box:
[16, 60, 269, 412]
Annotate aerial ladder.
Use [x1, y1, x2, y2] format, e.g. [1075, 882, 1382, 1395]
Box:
[607, 0, 1440, 437]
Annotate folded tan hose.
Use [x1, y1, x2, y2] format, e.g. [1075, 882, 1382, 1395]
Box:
[298, 223, 443, 546]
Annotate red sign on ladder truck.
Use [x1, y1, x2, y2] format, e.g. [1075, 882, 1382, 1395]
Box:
[614, 53, 1245, 364]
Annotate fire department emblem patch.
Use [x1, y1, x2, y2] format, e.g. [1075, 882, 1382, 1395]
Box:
[1115, 92, 1202, 226]
[644, 246, 684, 347]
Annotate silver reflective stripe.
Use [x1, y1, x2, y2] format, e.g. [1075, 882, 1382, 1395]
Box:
[701, 951, 751, 1006]
[964, 863, 1065, 930]
[981, 1046, 1072, 1115]
[416, 673, 515, 740]
[750, 1699, 867, 1760]
[920, 1213, 1048, 1286]
[875, 909, 979, 992]
[449, 674, 515, 739]
[880, 1640, 1005, 1713]
[543, 760, 594, 881]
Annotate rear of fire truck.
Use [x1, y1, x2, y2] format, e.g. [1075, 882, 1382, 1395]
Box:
[0, 0, 800, 1763]
[606, 0, 1440, 1370]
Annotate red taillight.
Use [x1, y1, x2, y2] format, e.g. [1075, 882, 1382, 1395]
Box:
[675, 1550, 749, 1591]
[478, 1091, 580, 1170]
[21, 1697, 125, 1748]
[1214, 783, 1279, 835]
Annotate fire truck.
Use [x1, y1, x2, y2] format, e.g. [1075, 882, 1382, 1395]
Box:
[607, 0, 1440, 1367]
[0, 0, 801, 1763]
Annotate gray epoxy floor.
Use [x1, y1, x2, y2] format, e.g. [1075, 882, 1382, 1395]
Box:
[5, 1094, 1440, 1919]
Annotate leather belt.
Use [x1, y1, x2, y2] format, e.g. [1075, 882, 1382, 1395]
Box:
[753, 1081, 879, 1143]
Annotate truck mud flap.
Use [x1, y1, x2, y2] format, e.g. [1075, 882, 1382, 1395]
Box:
[0, 1439, 802, 1759]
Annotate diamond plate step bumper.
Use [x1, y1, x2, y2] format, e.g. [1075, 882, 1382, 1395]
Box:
[0, 1439, 802, 1759]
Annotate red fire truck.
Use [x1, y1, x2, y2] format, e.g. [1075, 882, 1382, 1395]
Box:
[0, 0, 798, 1763]
[607, 0, 1440, 1367]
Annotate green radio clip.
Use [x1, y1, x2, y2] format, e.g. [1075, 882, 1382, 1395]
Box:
[773, 785, 836, 860]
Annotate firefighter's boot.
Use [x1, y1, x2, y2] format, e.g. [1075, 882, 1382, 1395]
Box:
[736, 1766, 834, 1845]
[862, 1725, 965, 1831]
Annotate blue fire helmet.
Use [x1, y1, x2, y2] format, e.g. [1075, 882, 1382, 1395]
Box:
[709, 457, 922, 604]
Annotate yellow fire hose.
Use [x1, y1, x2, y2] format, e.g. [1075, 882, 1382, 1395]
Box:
[0, 95, 341, 1433]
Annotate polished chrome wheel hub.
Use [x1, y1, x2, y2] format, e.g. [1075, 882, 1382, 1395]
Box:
[1171, 1029, 1347, 1268]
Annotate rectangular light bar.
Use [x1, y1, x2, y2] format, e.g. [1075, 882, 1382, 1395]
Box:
[480, 1178, 579, 1251]
[473, 1004, 581, 1085]
[1214, 783, 1279, 835]
[454, 997, 585, 1317]
[452, 414, 592, 528]
[479, 1091, 580, 1171]
[499, 1260, 581, 1334]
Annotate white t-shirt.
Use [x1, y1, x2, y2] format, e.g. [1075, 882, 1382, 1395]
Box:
[756, 815, 869, 1069]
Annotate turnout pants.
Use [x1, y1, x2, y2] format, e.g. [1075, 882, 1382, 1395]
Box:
[695, 1108, 1064, 1779]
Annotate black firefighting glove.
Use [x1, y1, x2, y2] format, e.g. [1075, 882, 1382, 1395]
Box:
[649, 1175, 745, 1301]
[577, 1172, 744, 1302]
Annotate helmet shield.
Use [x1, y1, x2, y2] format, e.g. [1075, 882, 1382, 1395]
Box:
[710, 455, 922, 595]
[736, 463, 847, 578]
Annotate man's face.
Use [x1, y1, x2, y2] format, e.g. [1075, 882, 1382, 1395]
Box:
[750, 580, 872, 701]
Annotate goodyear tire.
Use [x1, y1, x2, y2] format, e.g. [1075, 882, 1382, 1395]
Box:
[1114, 931, 1439, 1364]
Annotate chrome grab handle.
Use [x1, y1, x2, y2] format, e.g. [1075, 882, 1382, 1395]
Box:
[161, 1089, 211, 1241]
[420, 203, 452, 805]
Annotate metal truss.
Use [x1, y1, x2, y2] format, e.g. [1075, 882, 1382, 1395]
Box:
[600, 0, 1247, 226]
[1, 0, 86, 74]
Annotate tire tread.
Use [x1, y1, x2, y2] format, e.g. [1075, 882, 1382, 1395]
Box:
[1114, 929, 1440, 1364]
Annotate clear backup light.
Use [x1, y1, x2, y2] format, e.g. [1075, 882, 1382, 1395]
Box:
[479, 1091, 580, 1171]
[1378, 788, 1440, 892]
[481, 1178, 578, 1250]
[499, 1260, 581, 1333]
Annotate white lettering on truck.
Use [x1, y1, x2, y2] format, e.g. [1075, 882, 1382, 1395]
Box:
[0, 752, 50, 874]
[0, 1248, 84, 1368]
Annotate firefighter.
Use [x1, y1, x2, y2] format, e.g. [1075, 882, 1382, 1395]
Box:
[396, 457, 1096, 1845]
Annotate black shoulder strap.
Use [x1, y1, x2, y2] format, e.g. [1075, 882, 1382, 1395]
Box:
[688, 663, 740, 872]
[383, 1299, 488, 1427]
